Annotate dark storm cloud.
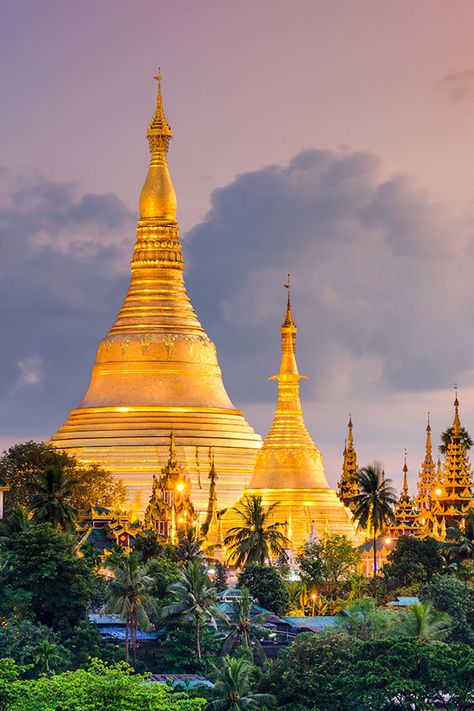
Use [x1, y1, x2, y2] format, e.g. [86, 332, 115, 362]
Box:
[0, 169, 134, 437]
[185, 149, 474, 404]
[439, 69, 474, 102]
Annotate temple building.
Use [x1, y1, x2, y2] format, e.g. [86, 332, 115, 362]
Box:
[431, 393, 473, 530]
[51, 74, 261, 513]
[144, 432, 195, 542]
[389, 453, 422, 538]
[337, 416, 360, 511]
[224, 282, 362, 551]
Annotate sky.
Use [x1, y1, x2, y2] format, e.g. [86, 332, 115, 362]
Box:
[2, 0, 474, 491]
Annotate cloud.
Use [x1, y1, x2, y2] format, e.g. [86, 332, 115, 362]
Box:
[15, 355, 43, 387]
[438, 69, 474, 102]
[0, 169, 134, 438]
[185, 149, 474, 405]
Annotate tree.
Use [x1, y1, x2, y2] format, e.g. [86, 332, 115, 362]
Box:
[237, 565, 290, 616]
[214, 561, 228, 593]
[439, 425, 473, 454]
[337, 598, 395, 641]
[422, 574, 474, 645]
[0, 523, 95, 634]
[222, 588, 268, 661]
[0, 505, 29, 538]
[397, 602, 452, 643]
[176, 528, 204, 564]
[0, 618, 70, 675]
[443, 508, 474, 563]
[29, 465, 77, 531]
[297, 534, 361, 602]
[382, 536, 445, 592]
[133, 530, 162, 562]
[206, 656, 274, 710]
[162, 560, 227, 659]
[224, 495, 289, 567]
[0, 441, 125, 514]
[0, 658, 206, 710]
[106, 551, 157, 662]
[352, 464, 396, 602]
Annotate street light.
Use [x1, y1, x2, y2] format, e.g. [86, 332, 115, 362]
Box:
[310, 592, 317, 617]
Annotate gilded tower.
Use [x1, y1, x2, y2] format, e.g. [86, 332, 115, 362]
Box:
[416, 415, 436, 513]
[52, 75, 261, 512]
[337, 416, 360, 511]
[390, 452, 421, 537]
[225, 281, 361, 550]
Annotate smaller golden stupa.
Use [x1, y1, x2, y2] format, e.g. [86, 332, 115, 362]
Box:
[225, 279, 361, 550]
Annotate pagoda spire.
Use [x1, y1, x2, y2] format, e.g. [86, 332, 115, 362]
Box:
[249, 279, 327, 490]
[390, 452, 421, 537]
[401, 450, 409, 501]
[416, 413, 436, 514]
[139, 69, 177, 220]
[337, 415, 360, 511]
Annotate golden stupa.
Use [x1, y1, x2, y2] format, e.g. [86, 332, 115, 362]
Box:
[51, 74, 261, 512]
[227, 281, 361, 550]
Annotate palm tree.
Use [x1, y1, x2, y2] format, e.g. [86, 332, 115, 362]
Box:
[206, 656, 275, 710]
[224, 495, 290, 567]
[439, 425, 472, 455]
[34, 640, 63, 675]
[398, 602, 452, 643]
[0, 505, 29, 538]
[443, 509, 474, 562]
[222, 587, 268, 661]
[176, 527, 204, 563]
[352, 464, 396, 603]
[29, 466, 77, 531]
[106, 551, 157, 662]
[161, 559, 227, 659]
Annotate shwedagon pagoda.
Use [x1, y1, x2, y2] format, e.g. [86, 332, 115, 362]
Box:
[51, 76, 473, 553]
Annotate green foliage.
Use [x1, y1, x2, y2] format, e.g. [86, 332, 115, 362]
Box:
[0, 523, 95, 634]
[176, 528, 204, 564]
[383, 536, 446, 592]
[0, 441, 125, 515]
[352, 464, 397, 601]
[106, 551, 158, 662]
[259, 633, 474, 710]
[237, 565, 290, 616]
[439, 425, 473, 454]
[157, 622, 221, 674]
[162, 560, 226, 660]
[0, 618, 70, 675]
[222, 587, 267, 662]
[133, 530, 162, 562]
[206, 656, 274, 710]
[213, 561, 228, 593]
[297, 534, 361, 602]
[422, 574, 474, 644]
[0, 658, 206, 710]
[29, 465, 77, 531]
[396, 602, 452, 643]
[224, 495, 289, 567]
[146, 554, 182, 603]
[337, 598, 396, 640]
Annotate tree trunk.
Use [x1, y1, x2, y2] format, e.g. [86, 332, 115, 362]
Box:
[125, 620, 129, 663]
[195, 613, 201, 659]
[373, 531, 377, 604]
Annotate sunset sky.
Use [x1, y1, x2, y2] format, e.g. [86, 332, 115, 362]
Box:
[2, 0, 474, 490]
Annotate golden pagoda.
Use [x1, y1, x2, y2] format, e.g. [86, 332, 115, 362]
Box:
[337, 416, 360, 511]
[225, 280, 361, 551]
[51, 74, 261, 512]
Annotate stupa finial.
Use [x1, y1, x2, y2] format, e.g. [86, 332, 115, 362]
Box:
[139, 70, 177, 220]
[453, 384, 461, 436]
